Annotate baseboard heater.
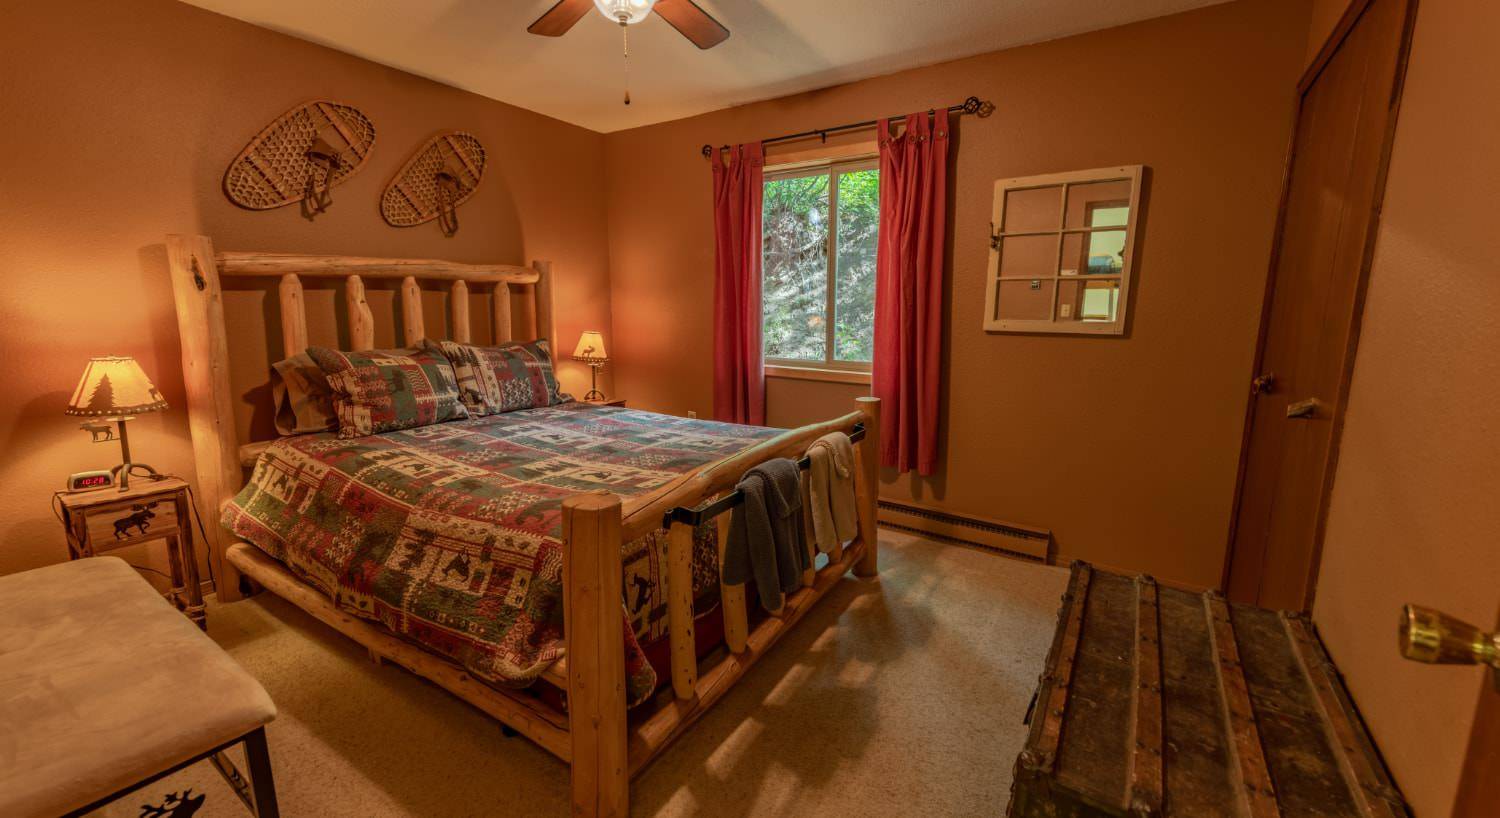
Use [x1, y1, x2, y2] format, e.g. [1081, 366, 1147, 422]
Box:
[877, 499, 1052, 563]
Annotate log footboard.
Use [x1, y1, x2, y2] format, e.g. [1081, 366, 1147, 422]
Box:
[563, 394, 882, 816]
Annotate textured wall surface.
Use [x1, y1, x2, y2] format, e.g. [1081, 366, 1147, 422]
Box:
[0, 0, 613, 578]
[604, 0, 1308, 589]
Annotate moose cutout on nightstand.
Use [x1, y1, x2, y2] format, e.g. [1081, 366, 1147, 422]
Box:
[114, 502, 158, 540]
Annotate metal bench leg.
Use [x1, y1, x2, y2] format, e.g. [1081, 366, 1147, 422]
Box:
[243, 727, 279, 818]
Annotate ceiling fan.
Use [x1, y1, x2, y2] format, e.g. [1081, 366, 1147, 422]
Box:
[529, 0, 728, 105]
[528, 0, 730, 50]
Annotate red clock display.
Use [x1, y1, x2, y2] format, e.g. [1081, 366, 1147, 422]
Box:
[66, 471, 115, 491]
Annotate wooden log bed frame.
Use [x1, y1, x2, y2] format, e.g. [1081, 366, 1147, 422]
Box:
[165, 234, 882, 817]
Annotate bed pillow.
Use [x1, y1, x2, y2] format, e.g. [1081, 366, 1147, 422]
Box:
[306, 344, 469, 438]
[438, 339, 569, 416]
[270, 352, 338, 435]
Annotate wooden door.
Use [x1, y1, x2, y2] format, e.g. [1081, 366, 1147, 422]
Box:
[1224, 0, 1417, 610]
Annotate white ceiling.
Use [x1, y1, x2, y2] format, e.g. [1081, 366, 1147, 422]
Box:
[180, 0, 1228, 133]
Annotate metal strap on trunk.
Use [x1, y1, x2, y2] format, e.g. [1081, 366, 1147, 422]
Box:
[1204, 592, 1282, 818]
[1128, 576, 1165, 814]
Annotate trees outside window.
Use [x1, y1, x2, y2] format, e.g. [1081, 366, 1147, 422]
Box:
[762, 159, 879, 369]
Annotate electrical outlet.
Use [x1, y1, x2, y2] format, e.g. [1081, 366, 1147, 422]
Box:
[687, 410, 698, 419]
[1060, 303, 1073, 318]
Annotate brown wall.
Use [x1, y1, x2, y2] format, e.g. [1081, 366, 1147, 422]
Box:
[1308, 1, 1500, 814]
[0, 0, 613, 579]
[604, 0, 1308, 589]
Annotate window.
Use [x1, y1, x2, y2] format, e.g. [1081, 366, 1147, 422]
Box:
[984, 165, 1143, 335]
[762, 158, 879, 373]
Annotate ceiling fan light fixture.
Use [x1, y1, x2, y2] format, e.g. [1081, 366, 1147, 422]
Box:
[594, 0, 656, 25]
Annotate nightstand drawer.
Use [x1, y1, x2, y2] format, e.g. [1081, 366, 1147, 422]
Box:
[82, 497, 179, 547]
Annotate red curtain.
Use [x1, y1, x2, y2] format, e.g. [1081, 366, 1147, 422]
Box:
[873, 111, 950, 475]
[712, 142, 766, 425]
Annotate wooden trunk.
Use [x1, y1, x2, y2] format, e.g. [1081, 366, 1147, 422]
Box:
[1010, 562, 1409, 818]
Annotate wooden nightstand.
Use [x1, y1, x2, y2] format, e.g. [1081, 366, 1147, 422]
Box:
[57, 476, 205, 629]
[585, 397, 627, 407]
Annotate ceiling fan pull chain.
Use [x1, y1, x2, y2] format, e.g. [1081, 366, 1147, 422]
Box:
[622, 21, 631, 106]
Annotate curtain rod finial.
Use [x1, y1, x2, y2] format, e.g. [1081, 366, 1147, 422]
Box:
[963, 96, 996, 118]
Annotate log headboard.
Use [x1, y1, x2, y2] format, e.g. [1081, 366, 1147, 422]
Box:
[165, 234, 555, 598]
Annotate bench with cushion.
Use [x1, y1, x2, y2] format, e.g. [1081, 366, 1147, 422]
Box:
[0, 557, 278, 817]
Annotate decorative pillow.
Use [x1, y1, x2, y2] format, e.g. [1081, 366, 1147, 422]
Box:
[270, 352, 338, 436]
[438, 339, 569, 416]
[306, 345, 468, 438]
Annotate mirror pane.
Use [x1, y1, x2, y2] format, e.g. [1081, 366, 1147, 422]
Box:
[1057, 278, 1121, 323]
[997, 234, 1058, 279]
[1002, 185, 1063, 233]
[1065, 179, 1132, 229]
[1059, 232, 1085, 278]
[1086, 229, 1126, 275]
[1061, 229, 1126, 276]
[994, 278, 1055, 322]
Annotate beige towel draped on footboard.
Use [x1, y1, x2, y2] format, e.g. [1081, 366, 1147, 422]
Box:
[806, 432, 858, 554]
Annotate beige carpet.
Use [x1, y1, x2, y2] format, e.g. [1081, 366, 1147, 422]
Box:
[90, 531, 1067, 817]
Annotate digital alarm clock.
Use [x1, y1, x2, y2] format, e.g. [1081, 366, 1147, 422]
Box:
[65, 470, 115, 492]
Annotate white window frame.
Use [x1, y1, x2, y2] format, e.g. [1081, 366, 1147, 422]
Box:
[762, 156, 879, 376]
[983, 165, 1144, 335]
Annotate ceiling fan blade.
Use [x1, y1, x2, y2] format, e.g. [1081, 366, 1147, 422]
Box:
[653, 0, 730, 49]
[527, 0, 593, 37]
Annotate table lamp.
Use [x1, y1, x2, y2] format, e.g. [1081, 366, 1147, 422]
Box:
[64, 356, 168, 491]
[571, 331, 609, 402]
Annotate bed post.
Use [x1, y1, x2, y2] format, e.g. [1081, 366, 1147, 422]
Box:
[166, 234, 245, 601]
[562, 491, 629, 818]
[854, 396, 881, 578]
[531, 259, 557, 368]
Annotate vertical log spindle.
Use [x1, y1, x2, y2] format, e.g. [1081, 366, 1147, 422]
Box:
[493, 284, 513, 344]
[346, 275, 375, 351]
[278, 273, 308, 356]
[401, 275, 425, 346]
[716, 510, 749, 653]
[854, 396, 882, 577]
[451, 280, 471, 343]
[666, 521, 698, 700]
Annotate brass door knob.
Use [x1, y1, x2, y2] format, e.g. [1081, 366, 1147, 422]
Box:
[1399, 604, 1500, 670]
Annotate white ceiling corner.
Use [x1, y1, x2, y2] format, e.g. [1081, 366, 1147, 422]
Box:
[178, 0, 1230, 133]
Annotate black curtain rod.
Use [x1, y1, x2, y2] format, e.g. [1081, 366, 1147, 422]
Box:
[700, 95, 994, 159]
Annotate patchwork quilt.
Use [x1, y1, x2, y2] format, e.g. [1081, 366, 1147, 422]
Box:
[223, 402, 779, 706]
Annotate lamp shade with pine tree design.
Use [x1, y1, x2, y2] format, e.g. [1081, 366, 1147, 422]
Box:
[64, 356, 168, 417]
